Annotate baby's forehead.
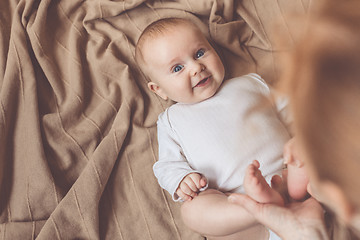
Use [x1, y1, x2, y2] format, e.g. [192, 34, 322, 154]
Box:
[137, 19, 209, 69]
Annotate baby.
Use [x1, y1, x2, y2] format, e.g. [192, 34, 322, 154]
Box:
[135, 17, 308, 239]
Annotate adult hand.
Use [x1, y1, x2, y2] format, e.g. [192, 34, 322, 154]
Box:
[228, 194, 330, 240]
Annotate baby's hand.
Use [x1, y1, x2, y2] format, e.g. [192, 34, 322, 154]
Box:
[176, 173, 207, 201]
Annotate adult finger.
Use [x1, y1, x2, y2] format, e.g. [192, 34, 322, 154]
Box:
[228, 193, 294, 237]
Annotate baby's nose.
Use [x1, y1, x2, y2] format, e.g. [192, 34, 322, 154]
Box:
[190, 62, 205, 76]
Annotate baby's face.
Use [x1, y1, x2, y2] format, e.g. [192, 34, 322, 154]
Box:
[142, 23, 225, 104]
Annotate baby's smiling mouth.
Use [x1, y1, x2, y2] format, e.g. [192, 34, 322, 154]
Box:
[194, 76, 211, 88]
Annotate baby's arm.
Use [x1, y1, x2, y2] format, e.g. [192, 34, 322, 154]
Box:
[176, 173, 207, 201]
[155, 112, 208, 201]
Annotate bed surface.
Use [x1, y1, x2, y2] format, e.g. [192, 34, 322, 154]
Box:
[0, 0, 310, 239]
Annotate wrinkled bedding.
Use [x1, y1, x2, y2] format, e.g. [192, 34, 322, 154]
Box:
[0, 0, 310, 239]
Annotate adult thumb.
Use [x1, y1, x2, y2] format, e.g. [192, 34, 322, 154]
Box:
[228, 193, 289, 237]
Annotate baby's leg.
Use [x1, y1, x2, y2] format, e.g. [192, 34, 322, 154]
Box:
[180, 189, 269, 239]
[244, 160, 284, 205]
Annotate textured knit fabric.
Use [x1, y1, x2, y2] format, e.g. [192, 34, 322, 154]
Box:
[154, 74, 291, 201]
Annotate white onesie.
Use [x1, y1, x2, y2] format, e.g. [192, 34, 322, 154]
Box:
[153, 73, 291, 201]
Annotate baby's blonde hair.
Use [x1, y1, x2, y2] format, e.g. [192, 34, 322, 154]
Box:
[135, 18, 197, 74]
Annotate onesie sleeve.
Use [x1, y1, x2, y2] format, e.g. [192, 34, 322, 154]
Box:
[153, 110, 206, 202]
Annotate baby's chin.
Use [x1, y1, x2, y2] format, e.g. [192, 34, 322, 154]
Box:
[191, 91, 218, 104]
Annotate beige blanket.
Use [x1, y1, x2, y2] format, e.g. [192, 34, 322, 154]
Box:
[0, 0, 310, 239]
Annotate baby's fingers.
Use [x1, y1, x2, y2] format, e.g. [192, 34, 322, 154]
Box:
[176, 188, 192, 201]
[180, 181, 198, 198]
[199, 175, 207, 188]
[188, 173, 207, 189]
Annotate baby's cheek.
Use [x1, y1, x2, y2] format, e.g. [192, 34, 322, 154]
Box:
[215, 60, 225, 78]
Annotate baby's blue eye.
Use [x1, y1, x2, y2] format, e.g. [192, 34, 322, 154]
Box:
[173, 65, 183, 73]
[195, 49, 205, 59]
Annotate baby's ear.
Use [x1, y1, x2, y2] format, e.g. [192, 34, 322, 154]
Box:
[147, 82, 168, 100]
